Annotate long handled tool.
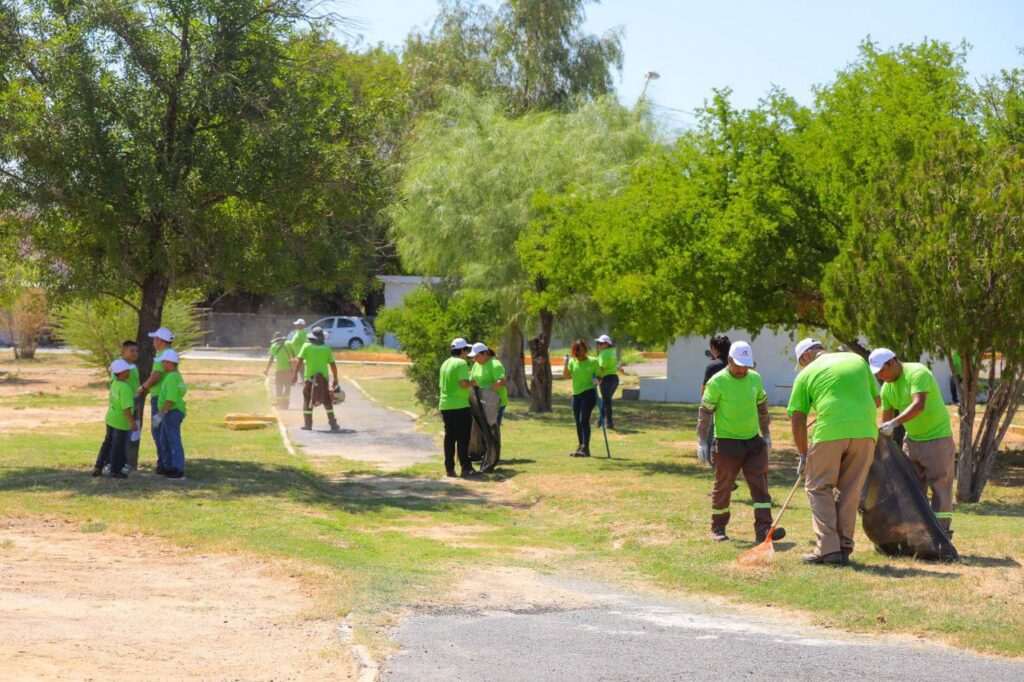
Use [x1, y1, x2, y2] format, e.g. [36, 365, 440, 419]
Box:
[595, 390, 612, 459]
[737, 466, 803, 567]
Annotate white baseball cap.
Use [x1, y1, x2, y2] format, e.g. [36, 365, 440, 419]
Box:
[595, 334, 613, 345]
[109, 359, 132, 374]
[794, 338, 822, 361]
[868, 348, 896, 374]
[293, 318, 306, 326]
[728, 340, 755, 368]
[159, 349, 180, 364]
[450, 337, 469, 350]
[468, 342, 490, 357]
[147, 327, 174, 343]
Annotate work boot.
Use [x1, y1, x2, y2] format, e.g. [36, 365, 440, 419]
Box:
[801, 551, 846, 565]
[302, 413, 313, 431]
[329, 422, 340, 432]
[755, 527, 785, 543]
[712, 530, 729, 542]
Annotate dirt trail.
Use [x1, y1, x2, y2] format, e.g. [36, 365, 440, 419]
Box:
[0, 518, 353, 681]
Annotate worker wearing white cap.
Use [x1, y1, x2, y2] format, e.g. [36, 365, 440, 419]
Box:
[696, 341, 781, 543]
[93, 359, 138, 479]
[138, 327, 175, 473]
[154, 349, 188, 479]
[788, 339, 880, 565]
[288, 318, 309, 357]
[439, 338, 478, 478]
[870, 348, 956, 535]
[469, 342, 508, 425]
[595, 335, 619, 430]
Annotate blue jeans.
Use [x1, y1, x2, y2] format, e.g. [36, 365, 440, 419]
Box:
[159, 410, 186, 472]
[572, 389, 597, 447]
[150, 395, 165, 466]
[598, 374, 619, 427]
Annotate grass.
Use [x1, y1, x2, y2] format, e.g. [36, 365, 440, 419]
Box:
[1, 358, 1023, 659]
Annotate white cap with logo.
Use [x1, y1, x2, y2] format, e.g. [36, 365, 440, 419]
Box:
[868, 348, 896, 374]
[728, 340, 755, 368]
[450, 337, 469, 350]
[109, 359, 132, 374]
[468, 342, 490, 357]
[147, 327, 174, 343]
[794, 338, 822, 361]
[595, 334, 613, 345]
[159, 349, 180, 364]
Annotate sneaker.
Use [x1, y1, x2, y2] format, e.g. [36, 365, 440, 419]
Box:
[164, 469, 185, 480]
[110, 471, 127, 480]
[801, 551, 846, 565]
[460, 470, 480, 479]
[569, 444, 584, 457]
[121, 466, 134, 474]
[445, 471, 457, 478]
[580, 446, 591, 458]
[756, 527, 785, 543]
[712, 530, 729, 542]
[155, 466, 167, 476]
[102, 464, 111, 475]
[92, 467, 102, 478]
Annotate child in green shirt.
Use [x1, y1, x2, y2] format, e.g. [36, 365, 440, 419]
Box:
[94, 359, 138, 479]
[154, 349, 188, 479]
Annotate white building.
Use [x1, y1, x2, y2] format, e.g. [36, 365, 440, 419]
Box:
[639, 328, 956, 406]
[376, 275, 440, 349]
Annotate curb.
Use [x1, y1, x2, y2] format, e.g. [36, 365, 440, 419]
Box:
[336, 621, 380, 682]
[265, 375, 298, 456]
[343, 375, 420, 421]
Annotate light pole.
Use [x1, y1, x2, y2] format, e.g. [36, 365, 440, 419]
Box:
[639, 71, 661, 100]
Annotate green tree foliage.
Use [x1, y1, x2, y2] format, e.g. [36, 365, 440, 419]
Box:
[391, 90, 650, 410]
[52, 295, 203, 372]
[0, 1, 404, 377]
[375, 287, 501, 408]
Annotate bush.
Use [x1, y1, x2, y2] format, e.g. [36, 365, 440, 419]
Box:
[376, 287, 501, 408]
[0, 287, 49, 359]
[53, 296, 203, 372]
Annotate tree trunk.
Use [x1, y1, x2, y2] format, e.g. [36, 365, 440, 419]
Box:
[136, 273, 171, 382]
[499, 320, 529, 400]
[527, 308, 553, 413]
[955, 353, 1024, 502]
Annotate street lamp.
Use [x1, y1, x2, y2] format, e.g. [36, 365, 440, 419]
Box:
[640, 71, 661, 99]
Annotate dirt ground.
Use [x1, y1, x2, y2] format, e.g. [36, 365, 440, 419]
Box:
[0, 517, 354, 681]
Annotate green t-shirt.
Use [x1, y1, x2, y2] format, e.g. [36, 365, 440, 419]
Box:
[438, 356, 470, 410]
[289, 329, 308, 355]
[106, 379, 135, 430]
[701, 368, 767, 440]
[157, 369, 188, 415]
[787, 352, 880, 444]
[111, 365, 140, 395]
[952, 351, 962, 376]
[269, 341, 292, 372]
[881, 362, 953, 442]
[148, 351, 169, 389]
[567, 357, 599, 395]
[298, 342, 334, 380]
[598, 348, 618, 377]
[470, 358, 509, 407]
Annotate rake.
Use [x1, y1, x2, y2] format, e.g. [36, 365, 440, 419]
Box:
[737, 467, 803, 567]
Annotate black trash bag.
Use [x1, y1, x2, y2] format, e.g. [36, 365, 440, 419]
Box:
[468, 387, 501, 473]
[859, 436, 958, 561]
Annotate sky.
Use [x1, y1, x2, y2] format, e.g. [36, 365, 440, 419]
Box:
[337, 0, 1024, 131]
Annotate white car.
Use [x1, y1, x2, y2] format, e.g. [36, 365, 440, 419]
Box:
[309, 316, 375, 349]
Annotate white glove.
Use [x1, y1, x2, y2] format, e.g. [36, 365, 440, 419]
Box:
[879, 418, 900, 437]
[152, 412, 164, 429]
[563, 354, 570, 365]
[797, 454, 807, 477]
[696, 441, 711, 465]
[763, 434, 772, 454]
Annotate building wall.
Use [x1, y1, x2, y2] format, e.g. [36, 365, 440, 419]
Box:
[639, 329, 955, 406]
[377, 276, 440, 349]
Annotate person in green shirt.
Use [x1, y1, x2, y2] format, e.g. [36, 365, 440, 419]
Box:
[696, 341, 782, 544]
[154, 349, 188, 479]
[294, 327, 340, 432]
[595, 334, 620, 430]
[110, 339, 142, 472]
[469, 343, 508, 425]
[788, 338, 881, 565]
[138, 327, 174, 473]
[562, 339, 600, 457]
[288, 318, 309, 357]
[94, 359, 138, 479]
[870, 348, 956, 535]
[439, 338, 478, 478]
[263, 332, 294, 409]
[949, 350, 962, 405]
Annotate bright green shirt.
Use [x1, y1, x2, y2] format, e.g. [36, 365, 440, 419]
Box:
[598, 348, 618, 377]
[567, 357, 599, 395]
[298, 342, 334, 380]
[289, 329, 308, 356]
[438, 356, 470, 410]
[157, 369, 188, 415]
[111, 365, 140, 395]
[148, 351, 168, 389]
[881, 362, 953, 442]
[787, 352, 880, 444]
[952, 351, 962, 376]
[470, 358, 509, 407]
[701, 368, 767, 440]
[106, 379, 135, 430]
[269, 341, 292, 372]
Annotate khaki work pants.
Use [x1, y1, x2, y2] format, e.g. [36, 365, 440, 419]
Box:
[804, 437, 875, 556]
[711, 436, 773, 535]
[904, 436, 956, 531]
[274, 370, 292, 409]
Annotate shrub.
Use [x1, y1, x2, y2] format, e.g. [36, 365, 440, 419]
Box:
[0, 287, 49, 359]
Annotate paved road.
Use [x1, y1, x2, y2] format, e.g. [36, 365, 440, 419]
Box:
[384, 575, 1024, 682]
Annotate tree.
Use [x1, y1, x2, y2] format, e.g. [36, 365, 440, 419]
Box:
[390, 91, 650, 411]
[0, 1, 398, 377]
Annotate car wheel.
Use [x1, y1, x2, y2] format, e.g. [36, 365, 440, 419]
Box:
[348, 338, 364, 350]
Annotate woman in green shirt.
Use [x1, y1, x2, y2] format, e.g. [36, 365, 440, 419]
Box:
[469, 343, 508, 426]
[562, 339, 600, 457]
[595, 334, 619, 430]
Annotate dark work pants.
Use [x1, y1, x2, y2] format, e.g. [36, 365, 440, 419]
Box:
[598, 374, 619, 428]
[96, 425, 129, 475]
[711, 436, 773, 535]
[572, 388, 597, 448]
[302, 374, 337, 429]
[441, 407, 473, 474]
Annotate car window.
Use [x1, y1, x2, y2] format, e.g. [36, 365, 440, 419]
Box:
[338, 319, 356, 328]
[313, 318, 334, 329]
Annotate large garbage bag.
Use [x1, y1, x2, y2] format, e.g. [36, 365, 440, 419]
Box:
[859, 436, 958, 560]
[468, 387, 501, 473]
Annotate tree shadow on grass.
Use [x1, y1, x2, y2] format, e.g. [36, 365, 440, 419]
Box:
[0, 458, 522, 514]
[849, 562, 960, 579]
[960, 501, 1024, 518]
[958, 555, 1021, 568]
